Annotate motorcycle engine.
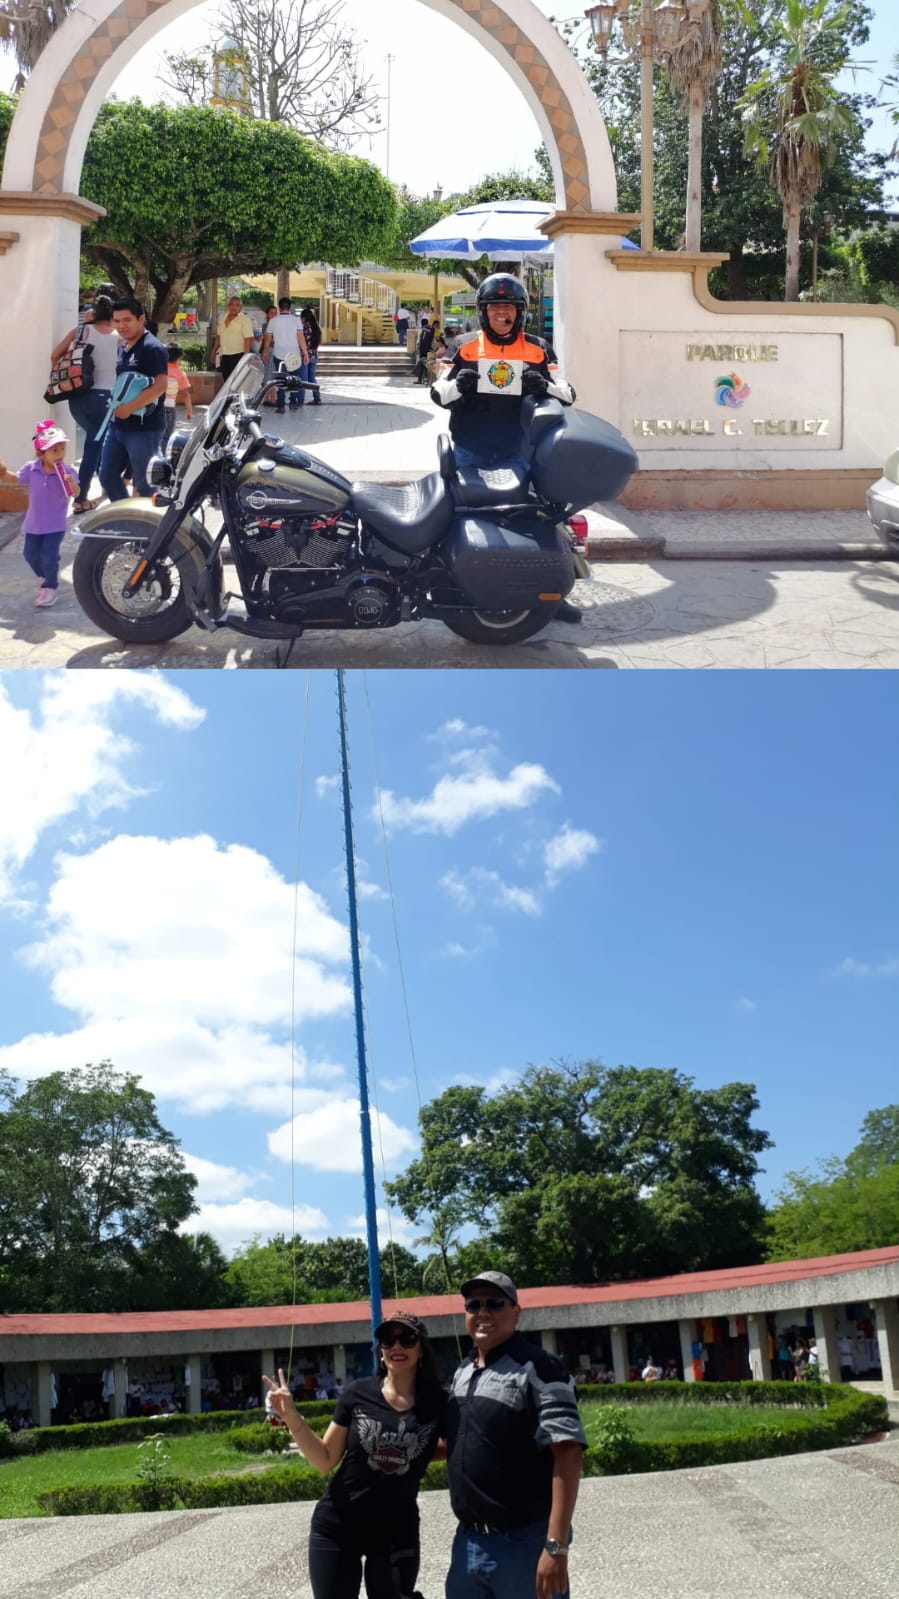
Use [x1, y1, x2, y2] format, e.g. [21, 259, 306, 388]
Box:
[246, 515, 352, 574]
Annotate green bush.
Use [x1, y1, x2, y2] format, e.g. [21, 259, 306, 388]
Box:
[228, 1423, 296, 1454]
[576, 1380, 828, 1407]
[21, 1408, 272, 1454]
[0, 1421, 14, 1459]
[37, 1464, 324, 1517]
[180, 343, 208, 371]
[590, 1404, 639, 1472]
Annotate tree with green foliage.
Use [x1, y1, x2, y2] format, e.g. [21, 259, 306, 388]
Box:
[738, 0, 863, 299]
[666, 1, 722, 252]
[71, 99, 396, 322]
[766, 1104, 899, 1260]
[0, 1063, 197, 1314]
[223, 1233, 422, 1307]
[386, 1061, 771, 1287]
[562, 0, 884, 299]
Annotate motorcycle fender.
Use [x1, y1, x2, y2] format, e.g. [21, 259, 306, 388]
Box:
[72, 502, 218, 589]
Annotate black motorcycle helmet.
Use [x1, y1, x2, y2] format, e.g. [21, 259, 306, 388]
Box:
[476, 273, 528, 344]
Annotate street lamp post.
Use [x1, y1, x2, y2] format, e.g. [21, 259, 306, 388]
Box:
[585, 1, 702, 252]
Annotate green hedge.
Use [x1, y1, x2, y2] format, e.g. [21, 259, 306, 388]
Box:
[576, 1380, 829, 1407]
[13, 1402, 336, 1456]
[228, 1423, 299, 1454]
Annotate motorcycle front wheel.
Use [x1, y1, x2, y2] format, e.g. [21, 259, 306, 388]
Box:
[72, 530, 197, 644]
[441, 608, 553, 646]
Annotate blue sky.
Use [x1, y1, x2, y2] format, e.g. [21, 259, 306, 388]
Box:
[0, 670, 896, 1261]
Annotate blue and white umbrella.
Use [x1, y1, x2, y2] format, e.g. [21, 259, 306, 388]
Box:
[408, 198, 638, 260]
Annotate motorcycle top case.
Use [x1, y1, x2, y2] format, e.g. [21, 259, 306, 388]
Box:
[446, 511, 574, 610]
[530, 408, 638, 511]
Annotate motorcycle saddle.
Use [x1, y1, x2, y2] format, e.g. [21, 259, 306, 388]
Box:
[352, 472, 454, 555]
[451, 460, 532, 510]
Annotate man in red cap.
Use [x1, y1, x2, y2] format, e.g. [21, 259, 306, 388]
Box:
[445, 1269, 585, 1599]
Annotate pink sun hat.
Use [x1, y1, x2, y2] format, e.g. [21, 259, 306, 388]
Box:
[33, 419, 70, 451]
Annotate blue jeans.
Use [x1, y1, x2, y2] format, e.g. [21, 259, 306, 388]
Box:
[446, 1522, 570, 1599]
[306, 355, 320, 401]
[23, 530, 65, 589]
[99, 424, 165, 499]
[68, 388, 112, 500]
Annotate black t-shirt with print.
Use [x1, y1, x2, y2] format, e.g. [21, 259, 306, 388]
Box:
[318, 1376, 445, 1527]
[114, 330, 168, 430]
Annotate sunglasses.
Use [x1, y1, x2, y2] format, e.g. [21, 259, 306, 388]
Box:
[380, 1329, 419, 1349]
[464, 1297, 512, 1313]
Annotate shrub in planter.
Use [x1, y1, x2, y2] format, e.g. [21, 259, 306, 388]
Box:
[0, 1422, 14, 1460]
[38, 1465, 324, 1516]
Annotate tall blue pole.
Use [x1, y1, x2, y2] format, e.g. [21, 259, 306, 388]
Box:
[337, 670, 383, 1362]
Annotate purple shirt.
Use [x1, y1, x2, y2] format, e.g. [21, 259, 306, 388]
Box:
[17, 458, 75, 535]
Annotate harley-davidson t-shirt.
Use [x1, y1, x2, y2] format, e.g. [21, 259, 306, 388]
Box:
[318, 1376, 446, 1524]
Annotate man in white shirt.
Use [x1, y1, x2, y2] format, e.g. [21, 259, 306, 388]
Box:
[261, 297, 309, 414]
[395, 306, 411, 345]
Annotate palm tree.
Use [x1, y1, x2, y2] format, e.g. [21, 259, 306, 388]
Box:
[738, 0, 859, 301]
[666, 2, 722, 253]
[413, 1204, 462, 1294]
[0, 2, 72, 90]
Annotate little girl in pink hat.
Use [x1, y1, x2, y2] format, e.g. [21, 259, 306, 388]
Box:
[0, 419, 80, 607]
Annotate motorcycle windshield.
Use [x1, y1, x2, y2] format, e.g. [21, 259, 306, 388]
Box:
[174, 353, 265, 486]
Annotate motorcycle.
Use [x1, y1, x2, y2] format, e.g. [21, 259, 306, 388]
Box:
[72, 355, 638, 651]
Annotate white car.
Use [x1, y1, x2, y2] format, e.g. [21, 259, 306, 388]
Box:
[867, 445, 899, 554]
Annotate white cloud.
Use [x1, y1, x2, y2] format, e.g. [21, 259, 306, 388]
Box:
[440, 867, 540, 917]
[834, 956, 899, 978]
[0, 675, 203, 902]
[428, 718, 494, 741]
[0, 834, 352, 1111]
[183, 1196, 329, 1254]
[544, 823, 604, 885]
[377, 761, 559, 836]
[736, 997, 757, 1013]
[315, 774, 340, 798]
[267, 1094, 417, 1174]
[181, 1152, 260, 1203]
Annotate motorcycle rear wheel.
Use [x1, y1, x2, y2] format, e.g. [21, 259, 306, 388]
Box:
[72, 531, 196, 644]
[441, 607, 552, 646]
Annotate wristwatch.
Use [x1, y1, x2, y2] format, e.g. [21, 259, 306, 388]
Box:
[544, 1539, 568, 1558]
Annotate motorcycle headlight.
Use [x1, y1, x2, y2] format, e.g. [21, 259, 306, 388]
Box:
[167, 426, 192, 472]
[147, 454, 173, 488]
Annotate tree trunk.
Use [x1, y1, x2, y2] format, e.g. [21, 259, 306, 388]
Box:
[153, 267, 195, 326]
[277, 267, 291, 301]
[726, 246, 747, 300]
[684, 78, 704, 253]
[784, 202, 801, 301]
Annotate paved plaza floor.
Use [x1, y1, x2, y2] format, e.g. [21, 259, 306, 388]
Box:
[1, 1439, 897, 1599]
[2, 375, 896, 669]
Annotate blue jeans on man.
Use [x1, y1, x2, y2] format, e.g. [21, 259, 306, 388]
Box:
[99, 424, 166, 500]
[68, 388, 112, 503]
[274, 357, 306, 411]
[446, 1523, 570, 1599]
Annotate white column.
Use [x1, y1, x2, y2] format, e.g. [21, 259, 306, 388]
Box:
[260, 1348, 275, 1389]
[678, 1318, 697, 1382]
[113, 1359, 128, 1420]
[872, 1298, 899, 1395]
[812, 1306, 840, 1384]
[746, 1315, 772, 1381]
[0, 210, 84, 470]
[32, 1361, 53, 1428]
[332, 1344, 347, 1382]
[185, 1354, 203, 1415]
[541, 1328, 558, 1356]
[549, 233, 624, 426]
[609, 1326, 629, 1384]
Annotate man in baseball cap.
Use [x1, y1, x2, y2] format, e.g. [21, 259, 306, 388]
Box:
[445, 1267, 585, 1599]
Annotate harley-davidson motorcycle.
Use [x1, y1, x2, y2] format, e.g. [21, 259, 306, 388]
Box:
[72, 354, 637, 650]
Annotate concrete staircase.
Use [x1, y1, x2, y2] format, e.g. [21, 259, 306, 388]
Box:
[316, 346, 413, 379]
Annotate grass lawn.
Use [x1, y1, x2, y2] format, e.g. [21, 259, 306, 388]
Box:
[579, 1399, 812, 1444]
[0, 1433, 315, 1520]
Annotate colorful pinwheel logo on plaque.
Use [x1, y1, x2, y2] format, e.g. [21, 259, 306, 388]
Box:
[487, 360, 516, 390]
[715, 372, 751, 408]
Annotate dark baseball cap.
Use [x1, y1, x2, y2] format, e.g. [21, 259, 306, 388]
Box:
[374, 1310, 428, 1341]
[460, 1270, 519, 1306]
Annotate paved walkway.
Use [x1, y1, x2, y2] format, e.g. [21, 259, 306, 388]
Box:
[1, 1440, 897, 1598]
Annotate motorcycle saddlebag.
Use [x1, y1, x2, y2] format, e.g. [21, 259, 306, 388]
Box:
[530, 408, 638, 512]
[446, 511, 574, 609]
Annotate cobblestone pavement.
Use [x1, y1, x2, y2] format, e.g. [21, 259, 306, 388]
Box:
[2, 540, 899, 669]
[1, 1442, 897, 1599]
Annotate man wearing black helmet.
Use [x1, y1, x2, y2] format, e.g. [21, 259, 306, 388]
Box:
[431, 273, 582, 624]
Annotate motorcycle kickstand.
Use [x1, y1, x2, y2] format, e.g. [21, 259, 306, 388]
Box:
[274, 637, 298, 670]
